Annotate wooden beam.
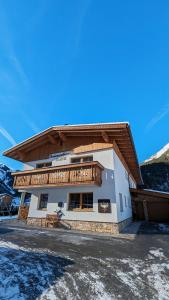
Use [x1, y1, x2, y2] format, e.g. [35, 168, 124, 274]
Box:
[101, 131, 109, 143]
[113, 140, 136, 184]
[48, 135, 57, 145]
[17, 151, 25, 161]
[24, 140, 48, 153]
[58, 131, 67, 142]
[143, 200, 149, 221]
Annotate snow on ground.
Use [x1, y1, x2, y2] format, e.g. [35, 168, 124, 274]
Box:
[0, 238, 168, 299]
[158, 223, 169, 233]
[0, 215, 18, 221]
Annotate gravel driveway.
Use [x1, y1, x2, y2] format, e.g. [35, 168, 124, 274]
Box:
[0, 221, 168, 300]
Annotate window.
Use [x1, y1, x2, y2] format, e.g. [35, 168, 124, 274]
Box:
[71, 158, 81, 164]
[82, 193, 93, 209]
[36, 162, 52, 169]
[82, 156, 93, 162]
[124, 196, 127, 207]
[68, 193, 93, 211]
[39, 194, 48, 210]
[119, 193, 123, 212]
[71, 156, 93, 164]
[128, 197, 131, 208]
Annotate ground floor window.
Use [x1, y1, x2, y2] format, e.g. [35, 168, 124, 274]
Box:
[39, 194, 48, 210]
[68, 193, 93, 211]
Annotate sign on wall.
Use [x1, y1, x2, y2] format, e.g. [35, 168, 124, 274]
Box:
[49, 151, 71, 160]
[98, 199, 111, 213]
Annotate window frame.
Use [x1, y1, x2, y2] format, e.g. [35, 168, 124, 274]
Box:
[38, 193, 48, 210]
[68, 193, 93, 212]
[36, 162, 52, 169]
[119, 193, 123, 212]
[124, 195, 127, 207]
[71, 156, 93, 164]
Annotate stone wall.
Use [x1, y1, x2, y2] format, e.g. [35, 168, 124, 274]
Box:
[27, 217, 132, 234]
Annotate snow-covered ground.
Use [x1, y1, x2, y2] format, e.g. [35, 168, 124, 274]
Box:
[0, 239, 168, 300]
[0, 222, 168, 299]
[0, 215, 18, 221]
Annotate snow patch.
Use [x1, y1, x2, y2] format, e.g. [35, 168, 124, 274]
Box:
[0, 215, 18, 221]
[149, 248, 165, 259]
[158, 223, 169, 233]
[144, 143, 169, 164]
[0, 240, 168, 299]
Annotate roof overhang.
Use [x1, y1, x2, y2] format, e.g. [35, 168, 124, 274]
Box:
[3, 122, 143, 185]
[130, 188, 169, 199]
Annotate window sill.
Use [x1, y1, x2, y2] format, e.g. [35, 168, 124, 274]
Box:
[38, 208, 47, 211]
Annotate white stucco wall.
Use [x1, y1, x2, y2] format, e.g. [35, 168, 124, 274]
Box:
[113, 151, 136, 222]
[24, 149, 115, 170]
[28, 149, 118, 223]
[25, 148, 137, 224]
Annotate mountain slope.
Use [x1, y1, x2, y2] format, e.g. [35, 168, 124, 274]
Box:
[143, 143, 169, 165]
[141, 144, 169, 192]
[0, 164, 15, 196]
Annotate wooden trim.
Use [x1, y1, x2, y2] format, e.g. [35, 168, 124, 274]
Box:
[12, 163, 103, 189]
[58, 131, 67, 142]
[113, 140, 136, 185]
[17, 151, 25, 160]
[13, 181, 98, 190]
[130, 188, 169, 200]
[101, 131, 109, 143]
[48, 135, 57, 145]
[12, 161, 104, 176]
[73, 143, 113, 154]
[3, 122, 142, 184]
[3, 123, 128, 156]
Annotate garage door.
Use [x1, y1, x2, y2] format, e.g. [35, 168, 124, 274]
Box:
[147, 201, 169, 222]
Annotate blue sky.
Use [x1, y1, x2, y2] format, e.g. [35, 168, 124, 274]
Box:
[0, 0, 169, 170]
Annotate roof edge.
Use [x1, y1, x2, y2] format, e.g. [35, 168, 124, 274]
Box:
[3, 122, 129, 156]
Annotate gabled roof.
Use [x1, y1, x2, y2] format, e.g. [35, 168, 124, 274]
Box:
[3, 122, 143, 184]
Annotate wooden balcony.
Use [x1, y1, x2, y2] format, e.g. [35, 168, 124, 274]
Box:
[12, 161, 104, 189]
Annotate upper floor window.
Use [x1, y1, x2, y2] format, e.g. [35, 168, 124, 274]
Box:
[36, 162, 52, 169]
[71, 156, 93, 164]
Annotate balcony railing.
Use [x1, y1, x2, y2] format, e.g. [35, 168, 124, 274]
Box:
[12, 161, 104, 189]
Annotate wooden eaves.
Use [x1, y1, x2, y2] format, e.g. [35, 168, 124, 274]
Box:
[3, 122, 143, 185]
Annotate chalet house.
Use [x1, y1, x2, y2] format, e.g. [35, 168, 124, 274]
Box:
[3, 123, 142, 233]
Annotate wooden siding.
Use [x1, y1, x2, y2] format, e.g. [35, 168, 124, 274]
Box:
[73, 142, 114, 154]
[131, 188, 169, 222]
[12, 161, 103, 189]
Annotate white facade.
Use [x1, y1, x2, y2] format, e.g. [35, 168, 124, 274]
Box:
[25, 148, 136, 224]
